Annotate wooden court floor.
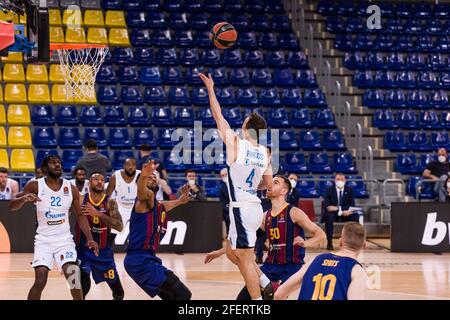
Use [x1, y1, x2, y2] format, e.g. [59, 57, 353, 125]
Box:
[0, 241, 449, 300]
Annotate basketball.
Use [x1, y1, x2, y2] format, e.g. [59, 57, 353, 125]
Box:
[210, 22, 237, 49]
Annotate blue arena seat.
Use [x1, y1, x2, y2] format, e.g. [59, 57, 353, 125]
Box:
[284, 152, 309, 174]
[280, 88, 302, 106]
[245, 50, 265, 67]
[128, 106, 150, 126]
[56, 105, 78, 126]
[395, 154, 420, 174]
[180, 48, 199, 66]
[34, 127, 57, 148]
[62, 149, 83, 172]
[104, 106, 126, 126]
[58, 127, 81, 148]
[346, 176, 370, 199]
[152, 106, 173, 126]
[268, 108, 289, 127]
[31, 105, 55, 125]
[174, 30, 195, 47]
[197, 108, 215, 127]
[174, 107, 195, 126]
[313, 109, 335, 128]
[36, 149, 59, 168]
[323, 130, 346, 151]
[134, 47, 155, 65]
[80, 106, 103, 126]
[114, 47, 135, 64]
[259, 88, 280, 106]
[273, 68, 294, 86]
[296, 176, 319, 198]
[113, 150, 135, 170]
[333, 153, 356, 174]
[163, 151, 187, 172]
[291, 109, 312, 128]
[225, 0, 243, 13]
[304, 89, 327, 107]
[299, 130, 322, 150]
[419, 110, 441, 129]
[118, 66, 139, 84]
[186, 67, 205, 86]
[133, 128, 156, 148]
[169, 87, 191, 105]
[279, 129, 298, 150]
[152, 30, 173, 47]
[157, 48, 179, 66]
[266, 50, 286, 67]
[431, 131, 449, 149]
[147, 12, 166, 28]
[169, 12, 188, 29]
[84, 128, 107, 148]
[236, 87, 258, 106]
[97, 65, 117, 84]
[309, 152, 333, 174]
[97, 85, 121, 104]
[130, 29, 152, 46]
[223, 49, 244, 67]
[237, 32, 258, 48]
[230, 67, 251, 85]
[259, 32, 279, 50]
[409, 131, 432, 152]
[158, 128, 177, 148]
[163, 67, 185, 85]
[384, 131, 408, 151]
[223, 107, 243, 128]
[191, 87, 209, 106]
[108, 128, 132, 149]
[396, 110, 418, 129]
[144, 86, 167, 104]
[278, 33, 300, 50]
[121, 86, 143, 104]
[215, 87, 236, 106]
[295, 70, 317, 87]
[373, 109, 396, 129]
[208, 67, 229, 86]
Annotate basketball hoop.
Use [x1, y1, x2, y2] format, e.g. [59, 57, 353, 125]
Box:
[50, 43, 109, 101]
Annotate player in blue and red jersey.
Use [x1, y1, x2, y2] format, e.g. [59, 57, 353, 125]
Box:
[75, 172, 125, 300]
[124, 160, 192, 300]
[275, 222, 368, 300]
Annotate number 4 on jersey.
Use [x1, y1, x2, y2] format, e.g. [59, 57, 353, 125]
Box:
[245, 169, 255, 188]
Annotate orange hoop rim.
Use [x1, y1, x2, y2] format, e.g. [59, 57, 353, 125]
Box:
[50, 43, 108, 50]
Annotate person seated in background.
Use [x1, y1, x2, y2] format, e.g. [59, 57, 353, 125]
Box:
[0, 167, 19, 200]
[29, 168, 44, 182]
[322, 173, 359, 251]
[287, 173, 301, 207]
[176, 169, 207, 201]
[422, 148, 450, 203]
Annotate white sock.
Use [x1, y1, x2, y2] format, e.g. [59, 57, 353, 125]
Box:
[253, 297, 263, 300]
[259, 274, 271, 288]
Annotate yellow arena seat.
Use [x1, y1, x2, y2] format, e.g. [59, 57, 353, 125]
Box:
[0, 86, 3, 102]
[87, 27, 108, 44]
[109, 28, 130, 46]
[2, 64, 25, 82]
[0, 11, 18, 23]
[74, 89, 97, 104]
[49, 64, 65, 83]
[49, 9, 62, 26]
[11, 149, 35, 172]
[8, 126, 31, 148]
[0, 127, 6, 147]
[4, 83, 27, 103]
[0, 149, 9, 168]
[105, 10, 126, 27]
[0, 105, 6, 125]
[84, 10, 104, 27]
[7, 104, 30, 125]
[65, 27, 87, 43]
[19, 13, 26, 24]
[0, 68, 2, 81]
[1, 52, 23, 63]
[63, 9, 84, 27]
[50, 27, 65, 43]
[26, 64, 49, 83]
[28, 84, 51, 104]
[52, 84, 74, 104]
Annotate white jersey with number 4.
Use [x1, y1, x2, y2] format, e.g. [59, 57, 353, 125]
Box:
[35, 178, 74, 243]
[227, 138, 269, 204]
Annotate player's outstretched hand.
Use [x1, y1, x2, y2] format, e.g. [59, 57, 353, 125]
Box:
[88, 240, 99, 256]
[179, 184, 192, 204]
[293, 236, 306, 247]
[23, 193, 41, 203]
[82, 203, 100, 217]
[198, 73, 214, 89]
[141, 160, 159, 178]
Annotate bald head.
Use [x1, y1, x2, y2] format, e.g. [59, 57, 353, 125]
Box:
[220, 168, 228, 182]
[124, 158, 137, 177]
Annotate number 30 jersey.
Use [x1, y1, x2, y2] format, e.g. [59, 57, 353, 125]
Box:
[35, 178, 74, 243]
[227, 138, 269, 204]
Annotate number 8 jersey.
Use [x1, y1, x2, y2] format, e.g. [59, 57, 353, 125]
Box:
[227, 138, 269, 204]
[35, 178, 74, 243]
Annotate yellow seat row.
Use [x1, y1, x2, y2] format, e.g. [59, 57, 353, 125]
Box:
[0, 84, 97, 104]
[0, 126, 31, 148]
[0, 11, 26, 24]
[50, 26, 129, 45]
[1, 64, 66, 83]
[0, 104, 30, 125]
[49, 9, 126, 27]
[0, 148, 35, 171]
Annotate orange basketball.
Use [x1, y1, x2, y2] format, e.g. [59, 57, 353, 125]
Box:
[210, 22, 238, 49]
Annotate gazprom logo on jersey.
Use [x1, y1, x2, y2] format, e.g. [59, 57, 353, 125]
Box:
[168, 121, 280, 173]
[45, 211, 65, 220]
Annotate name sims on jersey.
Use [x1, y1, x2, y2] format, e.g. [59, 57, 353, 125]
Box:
[322, 259, 340, 267]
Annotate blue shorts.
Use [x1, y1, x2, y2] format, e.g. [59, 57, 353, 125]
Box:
[260, 263, 303, 284]
[76, 246, 118, 285]
[124, 250, 169, 298]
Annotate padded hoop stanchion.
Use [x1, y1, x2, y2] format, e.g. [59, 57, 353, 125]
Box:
[0, 21, 15, 51]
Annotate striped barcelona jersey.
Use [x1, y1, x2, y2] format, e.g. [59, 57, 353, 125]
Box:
[75, 193, 111, 249]
[265, 204, 305, 265]
[299, 253, 362, 300]
[127, 199, 167, 253]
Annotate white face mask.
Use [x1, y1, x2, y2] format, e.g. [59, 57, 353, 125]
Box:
[438, 156, 447, 163]
[289, 179, 297, 189]
[447, 182, 450, 189]
[336, 180, 345, 189]
[188, 179, 196, 186]
[221, 177, 228, 183]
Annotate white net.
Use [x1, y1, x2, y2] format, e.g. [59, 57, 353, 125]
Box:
[54, 46, 109, 101]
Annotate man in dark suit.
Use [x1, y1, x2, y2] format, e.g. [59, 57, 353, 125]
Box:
[287, 173, 301, 207]
[218, 168, 230, 235]
[322, 173, 359, 250]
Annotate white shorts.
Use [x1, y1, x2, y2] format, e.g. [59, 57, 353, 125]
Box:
[32, 240, 77, 271]
[228, 204, 264, 250]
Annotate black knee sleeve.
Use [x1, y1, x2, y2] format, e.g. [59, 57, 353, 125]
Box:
[159, 271, 192, 300]
[80, 271, 91, 299]
[108, 279, 125, 300]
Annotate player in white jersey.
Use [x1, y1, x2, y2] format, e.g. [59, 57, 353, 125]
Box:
[106, 157, 140, 245]
[0, 167, 19, 200]
[200, 73, 273, 300]
[9, 155, 98, 300]
[70, 167, 90, 195]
